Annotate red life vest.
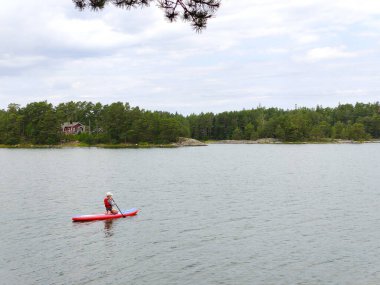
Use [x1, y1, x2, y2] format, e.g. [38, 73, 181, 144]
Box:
[104, 198, 112, 208]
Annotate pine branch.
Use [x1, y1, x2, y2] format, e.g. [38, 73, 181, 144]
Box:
[72, 0, 221, 31]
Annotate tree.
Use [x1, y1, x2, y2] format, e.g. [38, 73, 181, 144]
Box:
[3, 104, 22, 144]
[0, 110, 6, 143]
[274, 125, 285, 140]
[349, 123, 369, 141]
[23, 102, 61, 144]
[310, 121, 330, 141]
[159, 117, 183, 143]
[102, 102, 129, 143]
[244, 122, 254, 140]
[72, 0, 221, 32]
[231, 127, 242, 140]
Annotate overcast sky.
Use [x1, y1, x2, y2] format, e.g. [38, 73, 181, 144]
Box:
[1, 0, 379, 114]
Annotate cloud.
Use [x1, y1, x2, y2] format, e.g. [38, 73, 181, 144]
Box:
[0, 54, 44, 67]
[0, 0, 380, 113]
[296, 46, 358, 63]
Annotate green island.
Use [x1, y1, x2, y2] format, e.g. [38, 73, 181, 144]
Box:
[0, 101, 379, 148]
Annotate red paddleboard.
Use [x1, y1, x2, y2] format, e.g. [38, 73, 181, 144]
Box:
[72, 208, 139, 222]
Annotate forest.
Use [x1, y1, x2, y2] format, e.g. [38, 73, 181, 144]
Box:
[0, 101, 379, 145]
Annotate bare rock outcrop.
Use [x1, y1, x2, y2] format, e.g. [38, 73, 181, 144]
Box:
[210, 138, 280, 144]
[173, 137, 207, 147]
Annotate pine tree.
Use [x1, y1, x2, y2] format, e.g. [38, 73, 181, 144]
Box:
[72, 0, 221, 32]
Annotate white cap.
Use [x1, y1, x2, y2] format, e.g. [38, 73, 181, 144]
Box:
[106, 192, 113, 196]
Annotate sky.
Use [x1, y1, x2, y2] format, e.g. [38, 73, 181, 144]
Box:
[0, 0, 380, 114]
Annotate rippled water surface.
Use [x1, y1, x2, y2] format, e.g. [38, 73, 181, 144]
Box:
[1, 144, 380, 285]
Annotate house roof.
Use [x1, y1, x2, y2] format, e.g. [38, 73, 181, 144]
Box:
[62, 122, 83, 128]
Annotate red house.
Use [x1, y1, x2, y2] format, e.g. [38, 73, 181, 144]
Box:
[62, 122, 85, 135]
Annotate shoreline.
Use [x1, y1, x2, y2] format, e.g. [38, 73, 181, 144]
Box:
[0, 139, 379, 149]
[207, 139, 380, 145]
[0, 137, 207, 149]
[0, 142, 177, 149]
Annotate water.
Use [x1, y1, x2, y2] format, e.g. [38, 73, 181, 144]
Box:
[0, 144, 379, 285]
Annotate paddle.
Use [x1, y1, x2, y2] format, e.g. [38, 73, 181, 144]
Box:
[111, 198, 125, 218]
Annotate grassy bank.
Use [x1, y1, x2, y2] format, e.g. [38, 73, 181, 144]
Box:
[0, 142, 177, 149]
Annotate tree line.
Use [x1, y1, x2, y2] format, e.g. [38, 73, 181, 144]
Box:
[0, 101, 379, 145]
[0, 102, 189, 145]
[188, 103, 380, 142]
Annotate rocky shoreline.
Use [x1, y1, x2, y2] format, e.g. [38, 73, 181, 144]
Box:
[209, 138, 280, 144]
[207, 139, 380, 144]
[172, 137, 207, 147]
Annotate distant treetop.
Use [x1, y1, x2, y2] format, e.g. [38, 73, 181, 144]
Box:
[72, 0, 221, 32]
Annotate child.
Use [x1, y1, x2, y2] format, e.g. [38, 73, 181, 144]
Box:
[104, 192, 118, 215]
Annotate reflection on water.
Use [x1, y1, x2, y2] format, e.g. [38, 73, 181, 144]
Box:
[103, 220, 114, 237]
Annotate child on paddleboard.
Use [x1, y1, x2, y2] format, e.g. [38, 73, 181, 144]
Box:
[104, 192, 118, 215]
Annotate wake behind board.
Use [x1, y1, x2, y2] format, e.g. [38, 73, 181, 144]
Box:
[72, 208, 139, 222]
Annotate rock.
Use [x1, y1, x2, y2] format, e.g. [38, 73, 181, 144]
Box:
[209, 138, 280, 144]
[211, 140, 257, 144]
[173, 137, 207, 147]
[256, 138, 280, 144]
